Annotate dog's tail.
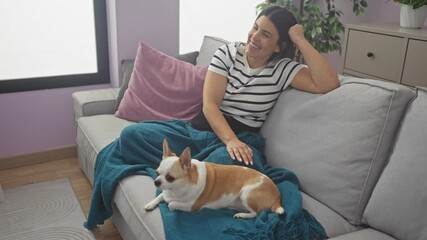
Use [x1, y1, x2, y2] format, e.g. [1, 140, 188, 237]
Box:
[271, 197, 285, 215]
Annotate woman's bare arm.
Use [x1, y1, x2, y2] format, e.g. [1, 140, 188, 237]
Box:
[289, 24, 340, 94]
[202, 70, 253, 165]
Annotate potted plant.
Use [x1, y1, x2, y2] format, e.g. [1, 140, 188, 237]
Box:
[394, 0, 427, 28]
[257, 0, 367, 62]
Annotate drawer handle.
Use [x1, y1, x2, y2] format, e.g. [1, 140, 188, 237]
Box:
[367, 52, 374, 58]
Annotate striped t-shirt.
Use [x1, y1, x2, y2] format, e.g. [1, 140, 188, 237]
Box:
[208, 42, 306, 128]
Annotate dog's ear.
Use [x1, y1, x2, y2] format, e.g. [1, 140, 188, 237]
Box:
[162, 139, 175, 159]
[179, 147, 191, 170]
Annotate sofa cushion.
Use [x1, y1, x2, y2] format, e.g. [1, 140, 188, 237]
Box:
[328, 228, 397, 240]
[115, 41, 207, 122]
[362, 87, 427, 240]
[113, 175, 164, 240]
[115, 59, 135, 112]
[72, 88, 119, 120]
[196, 35, 230, 67]
[301, 192, 359, 238]
[77, 115, 133, 184]
[175, 51, 200, 65]
[261, 77, 416, 225]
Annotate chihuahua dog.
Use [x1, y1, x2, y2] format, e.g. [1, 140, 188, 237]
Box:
[144, 139, 284, 219]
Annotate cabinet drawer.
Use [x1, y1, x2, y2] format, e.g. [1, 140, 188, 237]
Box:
[401, 39, 427, 87]
[344, 30, 405, 82]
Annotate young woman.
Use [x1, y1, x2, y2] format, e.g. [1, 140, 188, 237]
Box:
[193, 6, 339, 165]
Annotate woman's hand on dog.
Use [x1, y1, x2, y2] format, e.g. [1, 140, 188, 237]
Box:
[226, 138, 253, 165]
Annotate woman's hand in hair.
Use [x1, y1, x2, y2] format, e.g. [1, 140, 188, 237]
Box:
[288, 24, 306, 46]
[289, 23, 340, 94]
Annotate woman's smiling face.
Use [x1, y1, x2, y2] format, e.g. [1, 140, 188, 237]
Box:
[245, 15, 281, 67]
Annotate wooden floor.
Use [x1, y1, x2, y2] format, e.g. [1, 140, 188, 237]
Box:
[0, 157, 122, 240]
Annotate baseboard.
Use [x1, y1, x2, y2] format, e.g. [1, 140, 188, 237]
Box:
[0, 146, 77, 170]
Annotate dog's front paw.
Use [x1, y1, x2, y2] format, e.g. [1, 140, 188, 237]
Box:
[233, 212, 257, 219]
[168, 201, 178, 212]
[144, 201, 158, 211]
[168, 201, 191, 212]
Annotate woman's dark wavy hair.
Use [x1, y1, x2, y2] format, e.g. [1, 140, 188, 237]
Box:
[256, 6, 297, 62]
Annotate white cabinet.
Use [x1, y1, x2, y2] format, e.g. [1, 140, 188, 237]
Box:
[342, 23, 427, 88]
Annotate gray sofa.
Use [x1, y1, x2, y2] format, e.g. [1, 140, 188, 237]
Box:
[72, 36, 427, 240]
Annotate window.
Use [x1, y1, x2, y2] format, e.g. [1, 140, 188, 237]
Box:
[179, 0, 263, 54]
[0, 0, 109, 93]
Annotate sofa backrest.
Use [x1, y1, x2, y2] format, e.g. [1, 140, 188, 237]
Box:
[363, 87, 427, 240]
[261, 76, 416, 225]
[196, 35, 230, 67]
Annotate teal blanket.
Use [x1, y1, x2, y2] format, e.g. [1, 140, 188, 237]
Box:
[85, 120, 327, 240]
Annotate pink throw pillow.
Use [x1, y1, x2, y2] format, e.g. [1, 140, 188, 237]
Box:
[115, 41, 207, 122]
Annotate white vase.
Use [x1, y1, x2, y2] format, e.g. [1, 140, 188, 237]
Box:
[400, 4, 427, 28]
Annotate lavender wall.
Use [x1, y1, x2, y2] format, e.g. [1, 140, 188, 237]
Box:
[0, 1, 424, 158]
[108, 0, 179, 87]
[0, 84, 109, 158]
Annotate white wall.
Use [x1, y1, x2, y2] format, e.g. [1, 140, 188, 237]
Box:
[179, 0, 263, 53]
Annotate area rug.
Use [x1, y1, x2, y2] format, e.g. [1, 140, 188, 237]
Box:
[0, 178, 95, 240]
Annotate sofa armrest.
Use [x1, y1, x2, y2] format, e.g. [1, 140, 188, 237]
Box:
[72, 88, 119, 121]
